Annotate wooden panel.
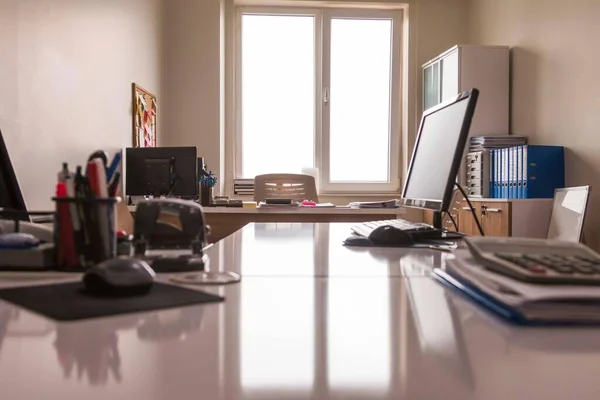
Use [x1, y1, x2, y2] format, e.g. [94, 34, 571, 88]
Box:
[481, 202, 511, 237]
[458, 201, 482, 236]
[205, 213, 396, 243]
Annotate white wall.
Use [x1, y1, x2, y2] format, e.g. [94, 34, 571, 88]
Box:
[468, 0, 600, 248]
[0, 0, 162, 210]
[161, 0, 222, 188]
[161, 0, 469, 209]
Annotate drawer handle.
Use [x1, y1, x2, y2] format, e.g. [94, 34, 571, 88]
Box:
[461, 207, 472, 211]
[486, 208, 501, 213]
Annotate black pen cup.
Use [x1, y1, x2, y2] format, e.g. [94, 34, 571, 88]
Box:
[52, 197, 119, 269]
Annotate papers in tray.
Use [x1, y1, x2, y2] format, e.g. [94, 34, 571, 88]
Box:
[433, 257, 600, 325]
[348, 199, 399, 209]
[257, 202, 300, 208]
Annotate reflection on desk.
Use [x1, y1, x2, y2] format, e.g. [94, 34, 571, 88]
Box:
[1, 223, 600, 399]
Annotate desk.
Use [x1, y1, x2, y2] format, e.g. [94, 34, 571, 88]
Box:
[128, 205, 405, 243]
[2, 223, 600, 400]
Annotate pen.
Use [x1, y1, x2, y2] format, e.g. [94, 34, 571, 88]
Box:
[88, 159, 111, 258]
[106, 151, 122, 183]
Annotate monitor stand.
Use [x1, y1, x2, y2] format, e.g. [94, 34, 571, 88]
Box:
[432, 211, 464, 240]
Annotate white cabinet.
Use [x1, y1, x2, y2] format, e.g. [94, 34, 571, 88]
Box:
[422, 45, 510, 183]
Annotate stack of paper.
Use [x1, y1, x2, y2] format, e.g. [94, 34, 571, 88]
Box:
[257, 202, 300, 209]
[469, 135, 527, 152]
[433, 257, 600, 325]
[348, 199, 399, 209]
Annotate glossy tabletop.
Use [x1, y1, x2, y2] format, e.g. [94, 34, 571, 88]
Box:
[1, 223, 600, 400]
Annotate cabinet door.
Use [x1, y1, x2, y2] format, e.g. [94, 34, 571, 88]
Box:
[423, 61, 440, 110]
[481, 202, 511, 237]
[440, 50, 459, 102]
[458, 201, 482, 236]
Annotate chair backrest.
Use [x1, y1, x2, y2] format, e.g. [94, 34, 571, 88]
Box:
[254, 174, 318, 203]
[546, 185, 590, 242]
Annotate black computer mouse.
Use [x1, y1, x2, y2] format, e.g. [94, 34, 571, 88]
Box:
[368, 225, 414, 246]
[83, 258, 156, 297]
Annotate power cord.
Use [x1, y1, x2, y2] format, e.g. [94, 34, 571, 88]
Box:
[454, 182, 484, 236]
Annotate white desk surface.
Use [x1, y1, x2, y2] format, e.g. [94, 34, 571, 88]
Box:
[1, 223, 600, 400]
[128, 205, 405, 215]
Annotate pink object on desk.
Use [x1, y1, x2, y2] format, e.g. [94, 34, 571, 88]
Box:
[301, 200, 316, 206]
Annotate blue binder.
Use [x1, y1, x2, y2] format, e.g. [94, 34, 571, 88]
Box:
[510, 146, 518, 198]
[489, 150, 495, 198]
[522, 145, 565, 198]
[502, 148, 508, 198]
[508, 147, 514, 198]
[517, 145, 523, 199]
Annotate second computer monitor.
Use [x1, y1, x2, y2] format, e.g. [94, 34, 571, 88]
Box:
[125, 146, 198, 197]
[401, 89, 479, 213]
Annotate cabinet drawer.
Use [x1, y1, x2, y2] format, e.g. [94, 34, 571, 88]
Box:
[458, 201, 511, 237]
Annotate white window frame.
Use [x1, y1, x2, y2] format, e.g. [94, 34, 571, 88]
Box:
[233, 5, 403, 194]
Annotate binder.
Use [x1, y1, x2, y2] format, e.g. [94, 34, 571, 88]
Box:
[522, 145, 565, 198]
[510, 146, 518, 198]
[489, 150, 495, 198]
[502, 148, 508, 198]
[517, 145, 523, 199]
[508, 147, 514, 198]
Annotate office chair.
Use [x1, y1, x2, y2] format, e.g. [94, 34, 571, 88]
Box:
[254, 173, 318, 203]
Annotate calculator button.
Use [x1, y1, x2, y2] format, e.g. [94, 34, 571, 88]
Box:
[554, 267, 574, 274]
[528, 265, 547, 274]
[574, 267, 596, 275]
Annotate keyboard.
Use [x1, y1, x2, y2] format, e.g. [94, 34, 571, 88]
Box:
[465, 236, 600, 285]
[351, 219, 440, 240]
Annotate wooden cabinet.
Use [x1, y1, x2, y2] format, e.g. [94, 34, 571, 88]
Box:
[458, 199, 552, 238]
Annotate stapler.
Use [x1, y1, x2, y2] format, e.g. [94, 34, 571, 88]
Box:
[133, 199, 210, 272]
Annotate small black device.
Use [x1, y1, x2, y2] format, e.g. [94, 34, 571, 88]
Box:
[400, 89, 479, 232]
[125, 147, 198, 198]
[0, 126, 28, 220]
[82, 258, 156, 297]
[465, 236, 600, 285]
[265, 198, 293, 205]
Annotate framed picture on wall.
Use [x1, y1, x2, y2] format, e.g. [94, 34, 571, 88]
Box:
[132, 83, 157, 148]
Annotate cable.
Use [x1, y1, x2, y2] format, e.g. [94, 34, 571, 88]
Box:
[445, 211, 459, 232]
[454, 182, 484, 236]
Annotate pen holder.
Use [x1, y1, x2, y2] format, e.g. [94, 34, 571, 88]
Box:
[52, 197, 119, 270]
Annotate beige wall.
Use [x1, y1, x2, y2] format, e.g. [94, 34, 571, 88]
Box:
[161, 0, 469, 206]
[469, 0, 600, 247]
[0, 0, 162, 210]
[161, 0, 222, 189]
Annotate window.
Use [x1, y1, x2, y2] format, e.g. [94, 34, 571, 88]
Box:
[235, 6, 403, 193]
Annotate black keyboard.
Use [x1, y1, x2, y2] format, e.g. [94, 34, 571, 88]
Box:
[351, 219, 442, 240]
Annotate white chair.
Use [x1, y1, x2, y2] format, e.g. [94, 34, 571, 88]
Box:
[254, 174, 318, 203]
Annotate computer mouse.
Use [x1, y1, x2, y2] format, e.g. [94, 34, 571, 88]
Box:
[83, 258, 156, 297]
[368, 225, 414, 246]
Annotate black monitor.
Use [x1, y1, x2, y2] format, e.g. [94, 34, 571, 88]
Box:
[125, 147, 198, 198]
[0, 126, 28, 221]
[401, 89, 479, 229]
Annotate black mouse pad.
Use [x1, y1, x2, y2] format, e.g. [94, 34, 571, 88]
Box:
[0, 282, 224, 321]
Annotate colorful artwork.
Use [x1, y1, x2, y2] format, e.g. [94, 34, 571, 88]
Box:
[132, 83, 157, 148]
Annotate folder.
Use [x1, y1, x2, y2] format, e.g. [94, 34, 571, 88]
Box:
[517, 145, 523, 199]
[510, 146, 517, 198]
[502, 148, 508, 198]
[522, 145, 565, 198]
[489, 150, 495, 198]
[508, 147, 514, 198]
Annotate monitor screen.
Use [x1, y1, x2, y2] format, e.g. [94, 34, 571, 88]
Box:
[401, 89, 478, 212]
[125, 147, 198, 197]
[0, 126, 28, 220]
[547, 186, 590, 242]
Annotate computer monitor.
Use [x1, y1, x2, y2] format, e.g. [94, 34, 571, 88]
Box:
[0, 126, 28, 221]
[125, 147, 198, 198]
[546, 186, 590, 242]
[401, 89, 479, 229]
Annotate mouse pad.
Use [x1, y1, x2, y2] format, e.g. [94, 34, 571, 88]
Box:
[0, 282, 224, 321]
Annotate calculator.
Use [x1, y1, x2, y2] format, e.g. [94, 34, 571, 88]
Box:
[464, 236, 600, 285]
